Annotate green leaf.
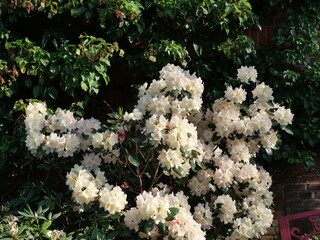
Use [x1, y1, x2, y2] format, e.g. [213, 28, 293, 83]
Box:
[193, 43, 202, 56]
[48, 87, 58, 99]
[265, 148, 273, 156]
[197, 161, 206, 169]
[85, 10, 93, 19]
[143, 219, 154, 233]
[180, 146, 187, 157]
[25, 79, 33, 87]
[71, 6, 87, 17]
[282, 126, 294, 135]
[81, 81, 88, 91]
[49, 64, 60, 74]
[136, 23, 143, 34]
[216, 203, 223, 209]
[82, 133, 89, 140]
[190, 159, 196, 171]
[134, 135, 147, 144]
[169, 207, 179, 216]
[242, 1, 252, 9]
[181, 90, 192, 99]
[191, 150, 200, 158]
[90, 228, 100, 239]
[103, 74, 110, 86]
[165, 90, 179, 97]
[33, 85, 42, 98]
[234, 212, 243, 218]
[173, 166, 184, 176]
[18, 211, 33, 218]
[166, 207, 179, 221]
[163, 167, 170, 176]
[209, 183, 216, 192]
[158, 222, 166, 234]
[17, 226, 26, 235]
[40, 58, 49, 66]
[128, 154, 140, 167]
[106, 231, 119, 240]
[41, 220, 52, 231]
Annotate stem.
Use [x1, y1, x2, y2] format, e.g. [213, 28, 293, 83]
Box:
[137, 166, 143, 192]
[148, 164, 160, 191]
[154, 172, 163, 183]
[121, 145, 129, 167]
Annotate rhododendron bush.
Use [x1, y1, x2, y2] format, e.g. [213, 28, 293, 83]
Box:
[24, 64, 293, 240]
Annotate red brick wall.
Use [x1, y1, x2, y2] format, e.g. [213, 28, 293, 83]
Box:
[262, 159, 320, 239]
[245, 8, 287, 49]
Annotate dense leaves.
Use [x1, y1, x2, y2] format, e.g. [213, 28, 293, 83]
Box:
[0, 0, 260, 192]
[256, 0, 320, 169]
[0, 0, 320, 238]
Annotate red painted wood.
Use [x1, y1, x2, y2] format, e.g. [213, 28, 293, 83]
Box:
[278, 210, 320, 240]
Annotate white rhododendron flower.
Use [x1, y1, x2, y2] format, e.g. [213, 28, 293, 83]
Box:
[224, 86, 247, 104]
[25, 133, 45, 155]
[123, 64, 205, 178]
[212, 157, 235, 188]
[188, 169, 213, 196]
[47, 109, 77, 133]
[237, 66, 257, 83]
[24, 64, 295, 240]
[66, 164, 99, 205]
[273, 106, 294, 126]
[214, 194, 237, 224]
[124, 187, 205, 240]
[261, 130, 278, 150]
[252, 82, 274, 102]
[81, 153, 102, 170]
[99, 185, 127, 214]
[193, 203, 213, 230]
[229, 217, 255, 240]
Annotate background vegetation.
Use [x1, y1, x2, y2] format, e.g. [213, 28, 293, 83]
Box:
[0, 0, 319, 238]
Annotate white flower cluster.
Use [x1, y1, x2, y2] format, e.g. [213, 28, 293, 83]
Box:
[274, 106, 294, 126]
[25, 102, 126, 214]
[188, 169, 213, 196]
[214, 194, 237, 224]
[7, 215, 19, 238]
[66, 158, 127, 214]
[124, 64, 205, 178]
[23, 64, 294, 240]
[46, 230, 64, 240]
[25, 102, 47, 155]
[25, 102, 120, 158]
[187, 66, 292, 238]
[188, 154, 273, 237]
[203, 66, 294, 155]
[124, 186, 205, 240]
[228, 201, 273, 240]
[237, 66, 258, 84]
[193, 203, 213, 230]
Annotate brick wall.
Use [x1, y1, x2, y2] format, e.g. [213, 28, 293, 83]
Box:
[261, 158, 320, 240]
[245, 8, 287, 49]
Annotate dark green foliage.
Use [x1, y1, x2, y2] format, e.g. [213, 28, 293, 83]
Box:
[255, 0, 320, 169]
[0, 0, 259, 194]
[1, 0, 320, 238]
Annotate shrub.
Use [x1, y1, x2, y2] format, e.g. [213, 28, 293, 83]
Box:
[9, 64, 292, 239]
